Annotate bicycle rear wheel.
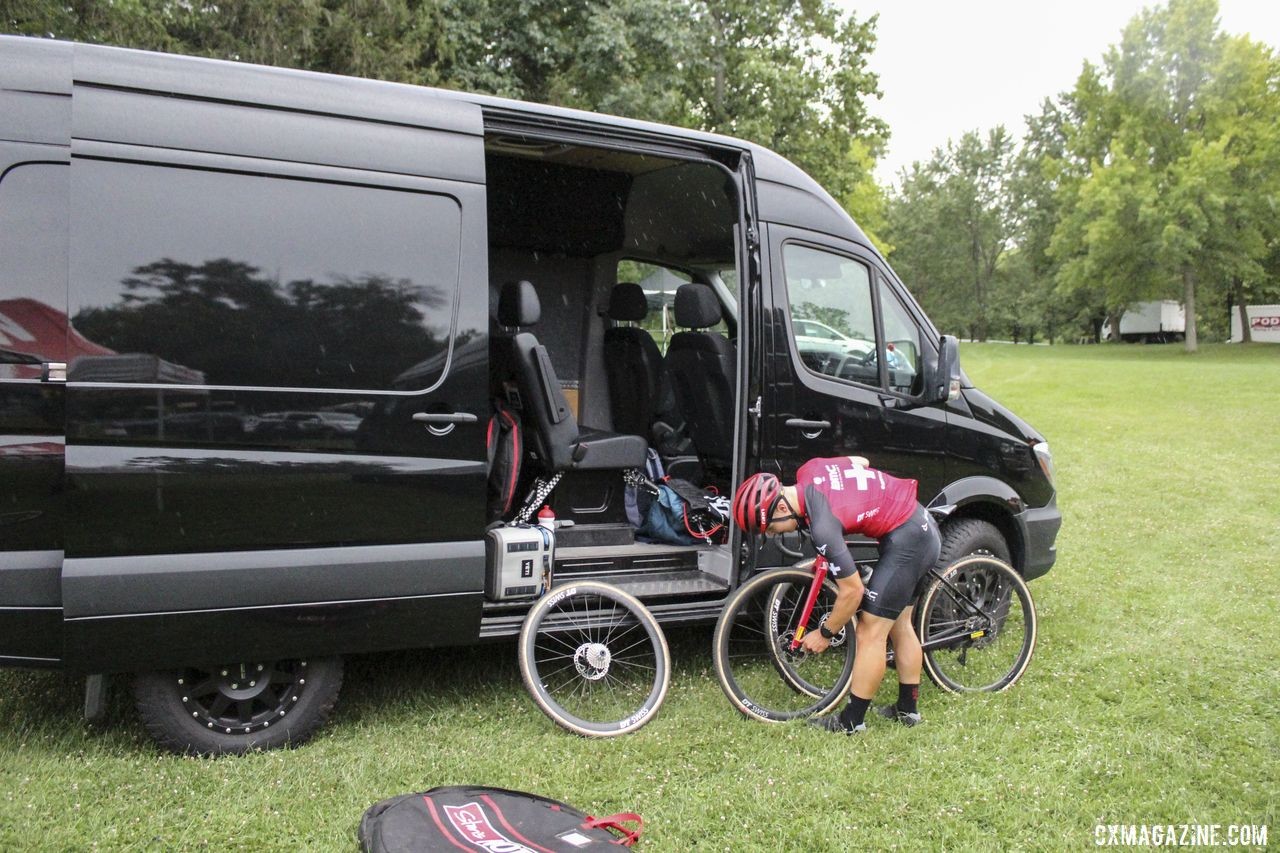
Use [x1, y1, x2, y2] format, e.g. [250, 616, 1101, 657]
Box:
[713, 568, 855, 722]
[917, 555, 1036, 693]
[519, 581, 670, 737]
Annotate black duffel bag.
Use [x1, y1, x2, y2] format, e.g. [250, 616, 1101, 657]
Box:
[359, 785, 642, 851]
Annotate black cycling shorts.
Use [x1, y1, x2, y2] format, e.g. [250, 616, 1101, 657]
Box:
[860, 504, 942, 620]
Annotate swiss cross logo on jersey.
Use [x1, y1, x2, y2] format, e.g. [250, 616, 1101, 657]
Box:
[815, 463, 883, 492]
[441, 802, 537, 852]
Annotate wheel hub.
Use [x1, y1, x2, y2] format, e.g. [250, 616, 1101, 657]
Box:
[776, 631, 806, 663]
[574, 643, 611, 680]
[178, 660, 307, 734]
[215, 663, 272, 701]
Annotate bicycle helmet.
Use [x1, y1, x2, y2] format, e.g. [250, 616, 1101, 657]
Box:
[732, 472, 783, 534]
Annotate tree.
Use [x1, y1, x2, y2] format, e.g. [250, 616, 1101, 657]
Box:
[886, 128, 1016, 341]
[1201, 34, 1280, 342]
[1049, 0, 1280, 351]
[677, 1, 887, 204]
[4, 0, 891, 231]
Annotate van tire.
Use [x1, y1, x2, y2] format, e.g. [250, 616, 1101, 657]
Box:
[133, 657, 343, 756]
[936, 518, 1011, 567]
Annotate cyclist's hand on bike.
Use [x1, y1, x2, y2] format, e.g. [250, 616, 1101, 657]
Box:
[800, 631, 830, 655]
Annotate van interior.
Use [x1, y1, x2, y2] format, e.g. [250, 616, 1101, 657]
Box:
[482, 132, 743, 623]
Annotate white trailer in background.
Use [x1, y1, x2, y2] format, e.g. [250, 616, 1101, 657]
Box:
[1231, 304, 1280, 343]
[1101, 300, 1186, 342]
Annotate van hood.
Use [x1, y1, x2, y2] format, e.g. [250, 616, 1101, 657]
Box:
[960, 387, 1044, 445]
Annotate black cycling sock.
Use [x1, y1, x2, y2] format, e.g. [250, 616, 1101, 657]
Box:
[897, 683, 919, 715]
[839, 694, 872, 729]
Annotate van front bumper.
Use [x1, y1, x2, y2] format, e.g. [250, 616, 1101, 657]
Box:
[1017, 495, 1061, 581]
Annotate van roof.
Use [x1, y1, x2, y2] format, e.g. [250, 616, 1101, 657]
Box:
[1, 35, 873, 249]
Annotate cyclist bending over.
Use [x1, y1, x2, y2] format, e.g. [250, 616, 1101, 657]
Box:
[731, 457, 941, 733]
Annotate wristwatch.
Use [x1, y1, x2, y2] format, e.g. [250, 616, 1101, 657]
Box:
[818, 621, 838, 640]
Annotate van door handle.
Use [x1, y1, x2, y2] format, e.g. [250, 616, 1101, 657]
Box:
[785, 418, 831, 430]
[412, 411, 477, 436]
[411, 412, 478, 425]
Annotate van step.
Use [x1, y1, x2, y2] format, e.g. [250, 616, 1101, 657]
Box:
[596, 569, 727, 600]
[478, 570, 728, 639]
[555, 543, 697, 578]
[553, 522, 634, 549]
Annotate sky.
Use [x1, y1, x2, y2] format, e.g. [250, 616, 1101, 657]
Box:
[833, 1, 1280, 185]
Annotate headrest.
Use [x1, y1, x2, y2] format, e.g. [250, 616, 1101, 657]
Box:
[608, 282, 648, 322]
[674, 283, 722, 329]
[499, 280, 540, 327]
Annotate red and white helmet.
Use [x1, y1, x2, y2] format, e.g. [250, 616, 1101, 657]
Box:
[731, 472, 783, 534]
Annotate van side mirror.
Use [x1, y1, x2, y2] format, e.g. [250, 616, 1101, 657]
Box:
[925, 335, 961, 404]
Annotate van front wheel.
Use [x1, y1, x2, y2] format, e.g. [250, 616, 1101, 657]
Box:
[936, 518, 1011, 565]
[133, 657, 343, 755]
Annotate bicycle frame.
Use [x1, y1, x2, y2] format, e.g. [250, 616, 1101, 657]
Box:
[916, 566, 996, 653]
[785, 560, 994, 655]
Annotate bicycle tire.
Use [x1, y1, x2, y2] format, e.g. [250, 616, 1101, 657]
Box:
[917, 555, 1037, 693]
[518, 581, 670, 737]
[713, 568, 856, 722]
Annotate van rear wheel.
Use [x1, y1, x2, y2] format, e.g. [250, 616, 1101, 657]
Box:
[133, 657, 343, 755]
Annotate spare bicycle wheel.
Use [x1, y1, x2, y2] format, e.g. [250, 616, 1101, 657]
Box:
[712, 568, 855, 722]
[518, 581, 670, 737]
[917, 555, 1037, 693]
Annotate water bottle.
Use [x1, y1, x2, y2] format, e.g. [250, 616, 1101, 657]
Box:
[537, 504, 556, 532]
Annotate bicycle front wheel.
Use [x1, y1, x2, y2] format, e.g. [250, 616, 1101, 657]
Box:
[713, 569, 855, 722]
[917, 555, 1037, 693]
[519, 581, 670, 737]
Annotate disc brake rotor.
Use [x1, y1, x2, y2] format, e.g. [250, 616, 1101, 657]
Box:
[574, 642, 612, 681]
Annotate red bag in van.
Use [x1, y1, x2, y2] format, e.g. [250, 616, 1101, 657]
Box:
[359, 785, 642, 852]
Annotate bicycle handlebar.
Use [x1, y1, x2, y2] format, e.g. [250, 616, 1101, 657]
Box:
[772, 527, 811, 560]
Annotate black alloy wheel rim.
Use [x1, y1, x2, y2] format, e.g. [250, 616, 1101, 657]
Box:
[177, 660, 308, 735]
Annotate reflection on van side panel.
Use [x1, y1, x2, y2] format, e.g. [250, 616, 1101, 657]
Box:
[0, 36, 1059, 755]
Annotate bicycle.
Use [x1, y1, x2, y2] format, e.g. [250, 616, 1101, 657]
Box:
[712, 514, 1037, 723]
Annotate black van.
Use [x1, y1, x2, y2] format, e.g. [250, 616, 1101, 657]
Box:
[0, 38, 1060, 753]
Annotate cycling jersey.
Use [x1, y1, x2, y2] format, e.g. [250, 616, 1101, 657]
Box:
[793, 458, 935, 619]
[793, 457, 918, 539]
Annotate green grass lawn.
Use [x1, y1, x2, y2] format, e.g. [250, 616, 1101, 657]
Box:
[3, 343, 1278, 851]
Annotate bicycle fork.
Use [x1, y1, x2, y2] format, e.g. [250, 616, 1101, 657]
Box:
[788, 555, 830, 652]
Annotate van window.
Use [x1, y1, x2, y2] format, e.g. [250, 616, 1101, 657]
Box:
[0, 164, 68, 375]
[781, 244, 878, 386]
[69, 161, 461, 392]
[615, 260, 700, 353]
[879, 279, 923, 396]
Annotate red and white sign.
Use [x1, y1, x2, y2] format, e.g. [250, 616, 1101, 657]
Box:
[1231, 305, 1280, 343]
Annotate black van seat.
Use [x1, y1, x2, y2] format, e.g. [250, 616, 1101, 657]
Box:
[498, 280, 646, 471]
[665, 283, 735, 468]
[603, 282, 677, 439]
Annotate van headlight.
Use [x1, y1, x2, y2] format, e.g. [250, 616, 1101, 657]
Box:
[1032, 441, 1055, 487]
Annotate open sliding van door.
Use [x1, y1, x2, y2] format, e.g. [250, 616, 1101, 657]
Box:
[0, 39, 72, 668]
[58, 45, 491, 673]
